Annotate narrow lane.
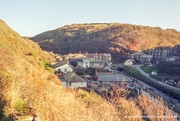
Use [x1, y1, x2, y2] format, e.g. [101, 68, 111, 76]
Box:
[131, 64, 180, 91]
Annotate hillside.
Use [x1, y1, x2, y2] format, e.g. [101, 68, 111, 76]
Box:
[0, 20, 178, 121]
[0, 20, 144, 120]
[31, 23, 180, 56]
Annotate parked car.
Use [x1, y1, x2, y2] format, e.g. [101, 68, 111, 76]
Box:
[151, 71, 158, 76]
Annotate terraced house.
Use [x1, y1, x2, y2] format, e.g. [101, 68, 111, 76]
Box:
[145, 47, 178, 64]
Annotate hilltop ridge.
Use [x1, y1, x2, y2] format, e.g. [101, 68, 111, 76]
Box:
[31, 23, 180, 56]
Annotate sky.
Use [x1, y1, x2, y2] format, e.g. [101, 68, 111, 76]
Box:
[0, 0, 180, 36]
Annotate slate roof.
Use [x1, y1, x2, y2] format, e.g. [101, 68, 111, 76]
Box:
[97, 74, 132, 82]
[58, 76, 67, 82]
[64, 72, 86, 83]
[67, 53, 87, 59]
[141, 55, 153, 58]
[130, 52, 146, 56]
[51, 61, 66, 69]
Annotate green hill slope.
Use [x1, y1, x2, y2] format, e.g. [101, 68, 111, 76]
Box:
[31, 23, 180, 55]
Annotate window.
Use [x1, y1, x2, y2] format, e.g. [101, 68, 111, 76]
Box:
[64, 68, 67, 73]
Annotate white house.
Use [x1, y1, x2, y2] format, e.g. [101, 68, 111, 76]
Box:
[66, 53, 112, 68]
[82, 59, 90, 68]
[68, 58, 90, 68]
[52, 62, 73, 74]
[124, 59, 135, 65]
[64, 72, 87, 88]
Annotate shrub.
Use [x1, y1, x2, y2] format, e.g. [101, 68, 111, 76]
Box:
[45, 66, 54, 74]
[28, 52, 37, 59]
[76, 70, 84, 75]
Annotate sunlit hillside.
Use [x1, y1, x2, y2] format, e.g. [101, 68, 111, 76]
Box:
[0, 20, 178, 121]
[31, 23, 180, 55]
[0, 20, 143, 121]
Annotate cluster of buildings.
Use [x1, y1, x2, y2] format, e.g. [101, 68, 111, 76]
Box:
[126, 47, 179, 65]
[66, 53, 112, 68]
[51, 52, 135, 90]
[51, 53, 116, 89]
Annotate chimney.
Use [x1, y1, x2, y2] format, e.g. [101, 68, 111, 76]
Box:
[95, 70, 98, 81]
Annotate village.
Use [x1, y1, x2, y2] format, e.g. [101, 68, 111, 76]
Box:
[51, 46, 180, 90]
[50, 48, 180, 117]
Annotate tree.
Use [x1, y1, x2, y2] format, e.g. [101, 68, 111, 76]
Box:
[70, 61, 77, 68]
[157, 61, 180, 75]
[86, 68, 96, 76]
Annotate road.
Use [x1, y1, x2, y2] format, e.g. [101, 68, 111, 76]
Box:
[127, 65, 180, 109]
[129, 76, 180, 107]
[130, 64, 180, 91]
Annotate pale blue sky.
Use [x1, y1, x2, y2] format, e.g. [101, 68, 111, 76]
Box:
[0, 0, 180, 36]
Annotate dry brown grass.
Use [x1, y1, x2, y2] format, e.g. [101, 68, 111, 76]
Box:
[138, 93, 178, 121]
[0, 19, 178, 121]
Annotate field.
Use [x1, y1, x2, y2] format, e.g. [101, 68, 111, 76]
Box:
[141, 65, 157, 74]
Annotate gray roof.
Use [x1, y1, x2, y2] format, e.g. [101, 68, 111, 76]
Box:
[141, 55, 153, 58]
[97, 74, 131, 82]
[64, 72, 86, 83]
[130, 52, 146, 56]
[58, 76, 67, 82]
[51, 61, 66, 69]
[90, 60, 105, 63]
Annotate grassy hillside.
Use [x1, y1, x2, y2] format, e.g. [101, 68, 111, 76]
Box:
[31, 23, 180, 56]
[0, 20, 144, 120]
[0, 20, 178, 121]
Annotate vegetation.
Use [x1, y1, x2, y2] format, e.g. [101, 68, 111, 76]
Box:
[0, 19, 178, 120]
[137, 93, 178, 121]
[153, 74, 180, 81]
[31, 23, 180, 63]
[123, 66, 180, 100]
[141, 66, 157, 74]
[157, 61, 180, 75]
[124, 66, 146, 78]
[75, 68, 96, 76]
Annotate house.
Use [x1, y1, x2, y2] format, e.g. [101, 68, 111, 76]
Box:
[140, 55, 153, 64]
[124, 59, 135, 65]
[97, 73, 132, 85]
[66, 53, 90, 68]
[89, 60, 105, 68]
[165, 56, 179, 63]
[84, 53, 112, 66]
[145, 48, 177, 64]
[64, 72, 87, 88]
[52, 62, 73, 74]
[146, 48, 176, 59]
[129, 52, 146, 61]
[68, 58, 90, 68]
[66, 53, 112, 68]
[58, 76, 67, 87]
[68, 58, 106, 68]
